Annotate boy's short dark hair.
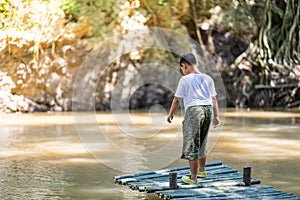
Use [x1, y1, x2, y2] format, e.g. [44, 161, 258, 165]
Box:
[179, 53, 197, 66]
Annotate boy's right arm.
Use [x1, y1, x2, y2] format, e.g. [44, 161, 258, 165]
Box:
[167, 96, 180, 123]
[212, 96, 220, 128]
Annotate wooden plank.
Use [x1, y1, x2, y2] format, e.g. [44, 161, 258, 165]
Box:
[177, 178, 260, 190]
[145, 177, 260, 193]
[116, 163, 229, 185]
[158, 185, 253, 199]
[255, 83, 298, 89]
[126, 165, 233, 184]
[159, 186, 280, 199]
[158, 186, 299, 200]
[132, 172, 244, 192]
[115, 163, 226, 185]
[113, 161, 222, 183]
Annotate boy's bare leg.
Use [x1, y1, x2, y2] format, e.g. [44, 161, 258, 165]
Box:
[189, 160, 198, 182]
[198, 156, 206, 172]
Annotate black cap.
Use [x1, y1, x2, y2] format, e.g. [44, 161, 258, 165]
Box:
[179, 53, 197, 66]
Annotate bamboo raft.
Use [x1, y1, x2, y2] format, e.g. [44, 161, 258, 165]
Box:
[114, 161, 299, 199]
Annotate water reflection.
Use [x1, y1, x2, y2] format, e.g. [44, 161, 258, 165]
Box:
[0, 110, 299, 199]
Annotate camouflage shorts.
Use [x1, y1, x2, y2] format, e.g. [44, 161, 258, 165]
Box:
[181, 105, 213, 160]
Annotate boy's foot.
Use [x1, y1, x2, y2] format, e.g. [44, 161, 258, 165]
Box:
[197, 171, 207, 178]
[181, 175, 197, 184]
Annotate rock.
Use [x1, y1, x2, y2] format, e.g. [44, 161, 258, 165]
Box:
[26, 99, 49, 112]
[0, 0, 93, 113]
[0, 90, 30, 112]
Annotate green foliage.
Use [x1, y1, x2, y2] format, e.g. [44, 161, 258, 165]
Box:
[60, 0, 81, 20]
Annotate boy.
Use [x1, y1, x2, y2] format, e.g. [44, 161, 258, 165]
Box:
[167, 53, 220, 184]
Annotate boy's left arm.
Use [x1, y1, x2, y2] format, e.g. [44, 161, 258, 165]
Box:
[167, 96, 180, 123]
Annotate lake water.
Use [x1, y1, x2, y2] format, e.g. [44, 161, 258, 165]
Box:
[0, 109, 299, 199]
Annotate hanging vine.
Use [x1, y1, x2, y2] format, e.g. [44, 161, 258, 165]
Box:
[225, 0, 299, 108]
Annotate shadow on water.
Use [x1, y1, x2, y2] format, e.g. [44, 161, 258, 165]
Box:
[0, 109, 299, 199]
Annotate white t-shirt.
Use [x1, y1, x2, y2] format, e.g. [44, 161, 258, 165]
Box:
[175, 73, 217, 111]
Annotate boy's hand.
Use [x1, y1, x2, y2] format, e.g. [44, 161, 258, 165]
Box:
[213, 117, 220, 128]
[167, 115, 173, 123]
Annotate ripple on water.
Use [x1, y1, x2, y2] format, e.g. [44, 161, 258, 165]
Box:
[0, 158, 73, 200]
